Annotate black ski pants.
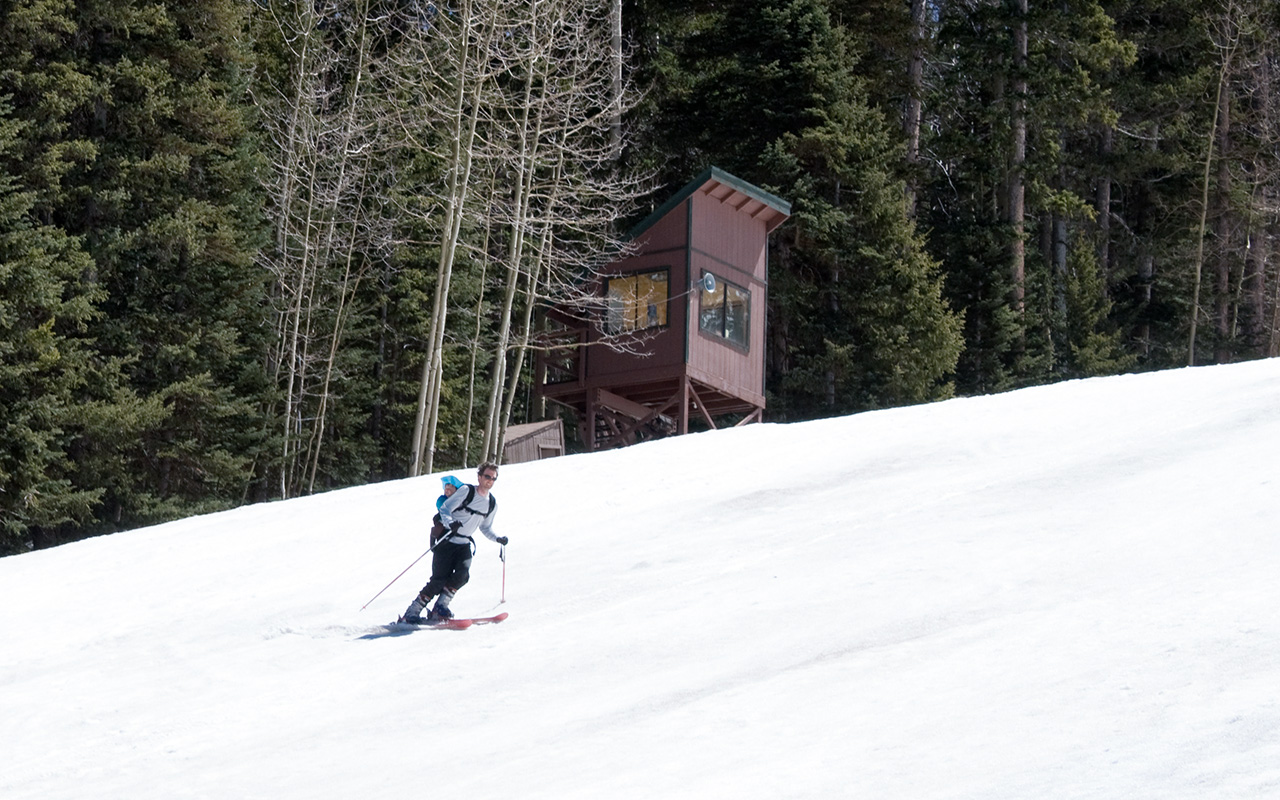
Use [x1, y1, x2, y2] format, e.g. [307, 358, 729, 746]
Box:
[417, 539, 472, 601]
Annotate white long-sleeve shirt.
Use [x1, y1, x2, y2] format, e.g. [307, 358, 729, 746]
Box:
[438, 485, 499, 545]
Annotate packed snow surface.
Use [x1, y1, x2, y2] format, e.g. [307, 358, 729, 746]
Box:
[4, 361, 1280, 799]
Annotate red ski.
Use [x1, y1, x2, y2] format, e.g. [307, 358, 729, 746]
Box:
[390, 617, 472, 631]
[389, 611, 507, 632]
[465, 611, 509, 625]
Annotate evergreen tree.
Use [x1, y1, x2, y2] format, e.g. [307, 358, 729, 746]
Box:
[1, 0, 272, 541]
[1103, 0, 1280, 367]
[79, 0, 272, 528]
[248, 0, 401, 497]
[0, 95, 104, 553]
[922, 0, 1134, 392]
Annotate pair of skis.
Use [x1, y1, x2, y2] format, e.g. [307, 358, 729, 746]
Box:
[391, 611, 508, 631]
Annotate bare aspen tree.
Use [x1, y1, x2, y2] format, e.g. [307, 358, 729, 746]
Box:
[1009, 0, 1028, 316]
[387, 0, 643, 469]
[479, 0, 548, 462]
[254, 0, 392, 497]
[462, 172, 501, 466]
[1189, 3, 1242, 365]
[1260, 50, 1280, 357]
[392, 0, 516, 476]
[1230, 5, 1278, 356]
[478, 0, 583, 463]
[1212, 51, 1235, 365]
[257, 0, 330, 497]
[1096, 125, 1113, 275]
[905, 0, 928, 217]
[482, 0, 647, 463]
[611, 0, 623, 157]
[249, 0, 654, 480]
[496, 158, 563, 460]
[303, 7, 393, 494]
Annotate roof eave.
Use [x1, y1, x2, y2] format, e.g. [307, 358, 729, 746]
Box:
[627, 166, 792, 240]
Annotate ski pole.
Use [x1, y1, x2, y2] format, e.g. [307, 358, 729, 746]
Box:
[360, 545, 434, 611]
[500, 545, 506, 604]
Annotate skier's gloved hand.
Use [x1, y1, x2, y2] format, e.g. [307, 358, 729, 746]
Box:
[449, 521, 463, 534]
[495, 536, 509, 546]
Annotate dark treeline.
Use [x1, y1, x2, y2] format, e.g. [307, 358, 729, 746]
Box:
[3, 0, 1277, 553]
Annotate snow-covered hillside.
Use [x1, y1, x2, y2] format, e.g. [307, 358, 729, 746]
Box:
[4, 361, 1280, 799]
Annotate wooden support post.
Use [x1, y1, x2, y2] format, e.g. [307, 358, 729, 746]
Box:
[678, 375, 690, 435]
[687, 382, 717, 430]
[585, 388, 598, 451]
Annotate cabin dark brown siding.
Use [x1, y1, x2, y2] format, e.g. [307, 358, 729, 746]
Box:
[536, 168, 789, 450]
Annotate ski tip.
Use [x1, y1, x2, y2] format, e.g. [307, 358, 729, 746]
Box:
[492, 611, 509, 622]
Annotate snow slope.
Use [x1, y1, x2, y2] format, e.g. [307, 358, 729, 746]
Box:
[3, 361, 1280, 799]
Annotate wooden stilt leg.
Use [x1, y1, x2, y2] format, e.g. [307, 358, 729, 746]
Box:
[678, 375, 690, 435]
[585, 388, 598, 451]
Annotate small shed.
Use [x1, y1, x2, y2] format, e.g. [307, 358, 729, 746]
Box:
[501, 418, 565, 464]
[536, 167, 791, 451]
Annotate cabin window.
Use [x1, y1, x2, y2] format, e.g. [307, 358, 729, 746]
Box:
[605, 268, 669, 334]
[699, 271, 749, 348]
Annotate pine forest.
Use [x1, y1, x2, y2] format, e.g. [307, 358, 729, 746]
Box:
[3, 0, 1278, 553]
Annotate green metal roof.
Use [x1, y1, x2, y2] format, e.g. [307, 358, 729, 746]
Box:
[628, 166, 792, 240]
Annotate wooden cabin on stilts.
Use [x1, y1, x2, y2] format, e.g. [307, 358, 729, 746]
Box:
[535, 167, 791, 451]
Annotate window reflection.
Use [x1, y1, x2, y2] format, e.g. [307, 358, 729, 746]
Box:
[699, 271, 749, 347]
[605, 269, 669, 334]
